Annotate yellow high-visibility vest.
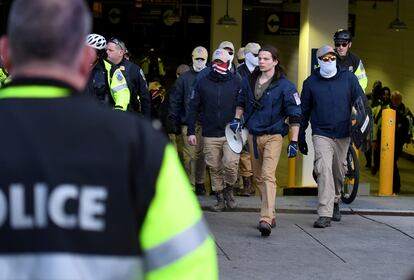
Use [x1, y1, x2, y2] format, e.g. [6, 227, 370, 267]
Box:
[103, 60, 130, 111]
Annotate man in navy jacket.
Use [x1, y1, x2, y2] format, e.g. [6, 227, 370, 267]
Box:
[299, 45, 368, 228]
[187, 48, 242, 212]
[234, 45, 301, 237]
[169, 46, 209, 195]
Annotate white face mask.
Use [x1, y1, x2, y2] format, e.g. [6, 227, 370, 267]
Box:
[227, 53, 234, 70]
[192, 59, 207, 72]
[318, 58, 337, 78]
[245, 52, 259, 71]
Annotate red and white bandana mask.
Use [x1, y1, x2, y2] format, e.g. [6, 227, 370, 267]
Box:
[212, 61, 229, 75]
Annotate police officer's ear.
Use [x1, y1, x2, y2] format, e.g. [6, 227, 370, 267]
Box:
[0, 36, 12, 73]
[78, 46, 96, 78]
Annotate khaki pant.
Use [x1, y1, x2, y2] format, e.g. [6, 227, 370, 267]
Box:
[249, 134, 283, 225]
[203, 137, 240, 192]
[181, 125, 205, 185]
[239, 148, 253, 177]
[168, 133, 184, 164]
[312, 135, 350, 217]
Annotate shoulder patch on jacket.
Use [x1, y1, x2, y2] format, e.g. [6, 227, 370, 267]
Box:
[293, 92, 301, 105]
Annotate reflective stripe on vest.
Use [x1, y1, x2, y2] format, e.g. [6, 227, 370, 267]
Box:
[0, 253, 144, 280]
[112, 83, 128, 93]
[357, 73, 367, 80]
[143, 217, 210, 272]
[0, 86, 70, 99]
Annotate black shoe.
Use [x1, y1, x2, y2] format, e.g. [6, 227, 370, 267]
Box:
[313, 217, 331, 228]
[258, 221, 271, 237]
[209, 190, 217, 196]
[195, 183, 206, 196]
[256, 219, 276, 230]
[332, 203, 341, 222]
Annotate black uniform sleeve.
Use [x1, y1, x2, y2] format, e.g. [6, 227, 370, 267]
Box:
[299, 79, 312, 141]
[136, 67, 151, 118]
[187, 82, 201, 136]
[168, 75, 185, 128]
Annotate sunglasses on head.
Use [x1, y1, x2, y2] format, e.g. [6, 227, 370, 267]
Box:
[335, 42, 348, 48]
[319, 56, 336, 62]
[109, 37, 125, 50]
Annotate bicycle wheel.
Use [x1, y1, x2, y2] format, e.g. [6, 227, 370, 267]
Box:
[341, 145, 359, 204]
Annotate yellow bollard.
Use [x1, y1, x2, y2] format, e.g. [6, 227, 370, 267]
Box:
[378, 109, 396, 196]
[287, 131, 296, 187]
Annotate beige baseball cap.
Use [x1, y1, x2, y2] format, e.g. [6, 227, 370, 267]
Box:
[244, 42, 261, 55]
[218, 41, 234, 52]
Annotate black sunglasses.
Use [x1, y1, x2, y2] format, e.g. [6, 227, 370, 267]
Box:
[335, 42, 348, 48]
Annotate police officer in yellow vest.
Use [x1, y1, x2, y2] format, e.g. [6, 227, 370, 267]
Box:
[107, 38, 151, 117]
[0, 0, 218, 279]
[140, 48, 166, 82]
[103, 59, 131, 111]
[334, 29, 368, 92]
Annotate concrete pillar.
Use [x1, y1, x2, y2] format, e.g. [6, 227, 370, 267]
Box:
[297, 0, 348, 187]
[210, 0, 242, 61]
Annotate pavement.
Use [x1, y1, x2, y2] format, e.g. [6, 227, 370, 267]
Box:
[197, 143, 414, 279]
[199, 195, 414, 280]
[199, 195, 414, 216]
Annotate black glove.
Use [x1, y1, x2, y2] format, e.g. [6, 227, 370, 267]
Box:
[298, 140, 308, 155]
[287, 141, 298, 158]
[229, 118, 241, 134]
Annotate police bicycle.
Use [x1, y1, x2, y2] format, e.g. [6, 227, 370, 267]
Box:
[341, 143, 359, 204]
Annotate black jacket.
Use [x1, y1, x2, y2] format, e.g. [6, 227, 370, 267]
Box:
[237, 63, 253, 79]
[169, 68, 199, 127]
[335, 51, 361, 74]
[85, 61, 111, 105]
[187, 70, 242, 137]
[117, 59, 151, 118]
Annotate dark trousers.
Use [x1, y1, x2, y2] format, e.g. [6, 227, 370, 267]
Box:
[364, 147, 372, 167]
[372, 143, 380, 174]
[393, 143, 403, 194]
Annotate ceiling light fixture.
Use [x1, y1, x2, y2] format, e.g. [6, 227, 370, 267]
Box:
[217, 0, 237, 26]
[188, 0, 205, 24]
[389, 0, 407, 31]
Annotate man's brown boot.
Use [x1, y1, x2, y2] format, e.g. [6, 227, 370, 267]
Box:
[210, 191, 225, 212]
[240, 176, 254, 196]
[223, 185, 237, 209]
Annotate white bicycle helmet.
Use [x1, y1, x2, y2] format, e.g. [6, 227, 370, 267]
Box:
[86, 34, 107, 50]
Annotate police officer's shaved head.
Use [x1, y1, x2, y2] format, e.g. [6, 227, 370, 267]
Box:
[7, 0, 91, 68]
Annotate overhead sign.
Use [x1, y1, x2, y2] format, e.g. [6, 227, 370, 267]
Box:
[108, 8, 121, 24]
[265, 12, 300, 35]
[267, 14, 280, 33]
